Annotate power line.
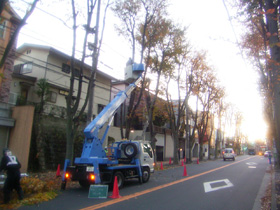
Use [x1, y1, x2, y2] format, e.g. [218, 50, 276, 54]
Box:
[2, 1, 128, 94]
[18, 0, 71, 29]
[222, 0, 245, 60]
[7, 0, 127, 76]
[0, 15, 84, 57]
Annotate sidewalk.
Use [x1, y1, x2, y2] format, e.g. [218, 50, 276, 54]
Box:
[266, 160, 280, 210]
[158, 156, 217, 166]
[272, 164, 280, 210]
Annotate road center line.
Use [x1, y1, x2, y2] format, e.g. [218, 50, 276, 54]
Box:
[80, 156, 254, 210]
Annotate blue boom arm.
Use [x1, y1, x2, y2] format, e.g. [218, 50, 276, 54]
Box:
[84, 75, 142, 139]
[76, 76, 143, 161]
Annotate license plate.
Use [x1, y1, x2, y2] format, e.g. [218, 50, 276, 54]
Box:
[86, 166, 94, 172]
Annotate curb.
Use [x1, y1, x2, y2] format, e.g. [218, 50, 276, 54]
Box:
[252, 164, 272, 210]
[271, 164, 276, 210]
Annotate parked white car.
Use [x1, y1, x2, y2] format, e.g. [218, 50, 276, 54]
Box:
[223, 148, 236, 161]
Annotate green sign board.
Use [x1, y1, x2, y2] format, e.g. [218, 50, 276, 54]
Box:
[88, 185, 108, 199]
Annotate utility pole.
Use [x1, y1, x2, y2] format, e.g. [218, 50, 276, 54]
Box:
[87, 0, 101, 124]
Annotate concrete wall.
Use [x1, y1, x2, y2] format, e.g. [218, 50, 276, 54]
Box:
[164, 134, 174, 159]
[8, 106, 34, 173]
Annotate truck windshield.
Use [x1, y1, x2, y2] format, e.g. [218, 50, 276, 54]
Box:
[143, 144, 153, 158]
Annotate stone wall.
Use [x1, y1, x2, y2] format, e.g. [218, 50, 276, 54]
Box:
[29, 116, 85, 171]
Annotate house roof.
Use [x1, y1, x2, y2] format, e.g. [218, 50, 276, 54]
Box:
[16, 43, 117, 81]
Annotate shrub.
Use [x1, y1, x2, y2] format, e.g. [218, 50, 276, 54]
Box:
[0, 176, 58, 208]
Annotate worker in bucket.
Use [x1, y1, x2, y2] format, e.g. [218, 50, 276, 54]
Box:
[0, 148, 23, 204]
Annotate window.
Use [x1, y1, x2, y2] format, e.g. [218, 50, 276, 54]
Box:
[98, 104, 105, 114]
[0, 20, 6, 39]
[21, 62, 33, 74]
[9, 92, 18, 105]
[62, 63, 70, 74]
[47, 91, 57, 103]
[74, 69, 80, 77]
[143, 144, 153, 158]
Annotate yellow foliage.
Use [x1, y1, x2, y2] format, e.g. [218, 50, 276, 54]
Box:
[0, 176, 58, 209]
[21, 177, 45, 194]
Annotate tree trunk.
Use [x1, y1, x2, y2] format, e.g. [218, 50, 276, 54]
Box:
[265, 0, 280, 166]
[215, 130, 219, 159]
[199, 142, 203, 161]
[208, 138, 211, 160]
[124, 90, 137, 139]
[172, 131, 179, 165]
[66, 115, 75, 164]
[148, 120, 157, 162]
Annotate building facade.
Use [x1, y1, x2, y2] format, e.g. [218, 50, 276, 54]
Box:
[13, 44, 114, 118]
[0, 1, 21, 161]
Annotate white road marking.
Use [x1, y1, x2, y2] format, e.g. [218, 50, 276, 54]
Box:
[203, 179, 234, 193]
[246, 162, 257, 165]
[248, 166, 256, 169]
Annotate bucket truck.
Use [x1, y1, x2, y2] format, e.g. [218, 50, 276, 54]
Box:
[61, 63, 154, 189]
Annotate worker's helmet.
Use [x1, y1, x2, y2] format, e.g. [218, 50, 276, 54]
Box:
[3, 148, 11, 156]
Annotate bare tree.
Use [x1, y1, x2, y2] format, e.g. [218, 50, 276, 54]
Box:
[215, 98, 227, 159]
[0, 0, 39, 68]
[190, 52, 222, 160]
[238, 0, 280, 165]
[234, 111, 243, 155]
[112, 0, 168, 141]
[112, 0, 141, 61]
[164, 27, 189, 164]
[65, 0, 111, 163]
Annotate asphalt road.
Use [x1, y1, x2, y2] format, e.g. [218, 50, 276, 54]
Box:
[19, 155, 270, 210]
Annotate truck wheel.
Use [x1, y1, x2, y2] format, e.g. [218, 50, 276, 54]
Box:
[124, 143, 138, 158]
[79, 180, 90, 188]
[142, 167, 150, 183]
[114, 171, 125, 189]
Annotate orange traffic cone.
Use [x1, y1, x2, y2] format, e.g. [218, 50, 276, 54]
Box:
[197, 158, 199, 164]
[56, 164, 61, 177]
[160, 162, 164, 170]
[184, 157, 186, 163]
[181, 160, 184, 166]
[169, 158, 172, 165]
[109, 176, 122, 199]
[183, 165, 188, 177]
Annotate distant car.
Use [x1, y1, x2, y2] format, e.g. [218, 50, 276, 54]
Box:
[248, 149, 255, 155]
[223, 148, 236, 161]
[264, 151, 272, 157]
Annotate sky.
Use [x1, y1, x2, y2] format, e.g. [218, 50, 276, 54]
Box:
[14, 0, 267, 142]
